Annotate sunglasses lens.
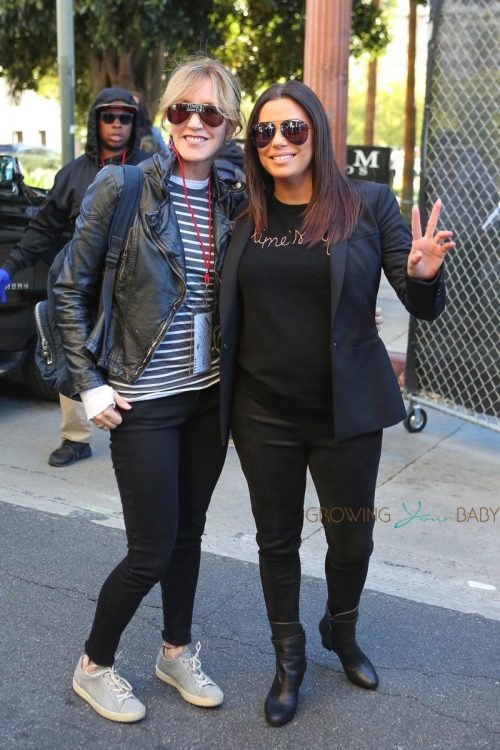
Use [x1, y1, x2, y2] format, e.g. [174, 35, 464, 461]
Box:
[251, 121, 310, 148]
[100, 112, 133, 125]
[200, 108, 225, 127]
[282, 120, 309, 145]
[167, 104, 224, 127]
[251, 123, 276, 148]
[166, 106, 189, 125]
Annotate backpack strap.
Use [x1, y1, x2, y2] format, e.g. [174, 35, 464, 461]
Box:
[101, 164, 144, 354]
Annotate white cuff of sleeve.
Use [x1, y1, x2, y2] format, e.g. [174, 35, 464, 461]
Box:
[80, 384, 115, 420]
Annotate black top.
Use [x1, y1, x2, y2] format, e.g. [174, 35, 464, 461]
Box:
[237, 194, 332, 407]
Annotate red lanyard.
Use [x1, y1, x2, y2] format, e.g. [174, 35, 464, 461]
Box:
[171, 145, 213, 286]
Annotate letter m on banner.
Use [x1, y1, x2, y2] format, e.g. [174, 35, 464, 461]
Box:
[346, 145, 393, 184]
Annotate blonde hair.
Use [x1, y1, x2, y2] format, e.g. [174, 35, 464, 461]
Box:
[160, 55, 242, 132]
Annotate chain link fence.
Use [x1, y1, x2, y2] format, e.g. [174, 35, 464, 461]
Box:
[404, 0, 500, 432]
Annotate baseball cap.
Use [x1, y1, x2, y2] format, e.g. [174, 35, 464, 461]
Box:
[96, 99, 138, 114]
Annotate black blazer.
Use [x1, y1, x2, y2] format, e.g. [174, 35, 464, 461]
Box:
[219, 182, 445, 443]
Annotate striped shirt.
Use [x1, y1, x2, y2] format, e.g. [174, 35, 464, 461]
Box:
[108, 175, 219, 401]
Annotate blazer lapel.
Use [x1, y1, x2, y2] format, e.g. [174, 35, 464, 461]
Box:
[220, 215, 253, 334]
[330, 239, 348, 323]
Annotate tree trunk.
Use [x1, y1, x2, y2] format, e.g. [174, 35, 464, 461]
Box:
[402, 0, 417, 223]
[87, 50, 108, 97]
[102, 50, 119, 87]
[364, 0, 380, 146]
[86, 45, 164, 121]
[364, 57, 377, 145]
[86, 44, 165, 120]
[86, 49, 120, 97]
[132, 43, 165, 121]
[116, 51, 136, 91]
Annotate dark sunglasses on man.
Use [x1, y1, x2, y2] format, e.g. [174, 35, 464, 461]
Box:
[251, 119, 312, 148]
[166, 103, 225, 128]
[99, 112, 135, 125]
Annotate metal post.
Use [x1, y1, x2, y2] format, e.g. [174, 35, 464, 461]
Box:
[303, 0, 352, 170]
[56, 0, 75, 164]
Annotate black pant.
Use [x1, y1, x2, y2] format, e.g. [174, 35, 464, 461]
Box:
[231, 384, 382, 624]
[85, 384, 227, 666]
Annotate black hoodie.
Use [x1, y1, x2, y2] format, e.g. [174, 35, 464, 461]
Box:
[3, 87, 150, 278]
[84, 87, 141, 161]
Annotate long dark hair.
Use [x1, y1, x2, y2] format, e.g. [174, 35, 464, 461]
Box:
[244, 81, 362, 246]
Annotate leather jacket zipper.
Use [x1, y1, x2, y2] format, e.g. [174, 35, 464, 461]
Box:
[34, 301, 53, 365]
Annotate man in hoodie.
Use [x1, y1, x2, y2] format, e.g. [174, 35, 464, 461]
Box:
[0, 87, 150, 466]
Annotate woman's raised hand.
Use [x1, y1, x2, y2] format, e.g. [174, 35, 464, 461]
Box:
[407, 199, 455, 280]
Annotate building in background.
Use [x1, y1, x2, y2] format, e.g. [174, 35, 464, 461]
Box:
[0, 79, 62, 151]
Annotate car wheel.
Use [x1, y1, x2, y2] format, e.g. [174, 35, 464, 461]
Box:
[23, 344, 58, 401]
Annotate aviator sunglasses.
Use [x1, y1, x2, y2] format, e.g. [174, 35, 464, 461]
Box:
[166, 103, 225, 128]
[99, 112, 134, 125]
[251, 119, 312, 149]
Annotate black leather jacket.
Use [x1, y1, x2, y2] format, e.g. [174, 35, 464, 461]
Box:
[53, 150, 245, 394]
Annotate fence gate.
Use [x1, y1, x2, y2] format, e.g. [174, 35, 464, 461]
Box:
[404, 0, 500, 433]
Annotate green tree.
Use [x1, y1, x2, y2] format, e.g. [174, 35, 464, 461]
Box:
[349, 79, 421, 147]
[0, 0, 389, 120]
[211, 0, 390, 95]
[0, 0, 219, 120]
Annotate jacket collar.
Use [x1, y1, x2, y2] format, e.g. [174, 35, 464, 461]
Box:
[151, 149, 239, 207]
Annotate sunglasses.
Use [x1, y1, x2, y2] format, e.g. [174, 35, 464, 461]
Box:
[251, 119, 312, 148]
[99, 112, 134, 125]
[166, 103, 225, 128]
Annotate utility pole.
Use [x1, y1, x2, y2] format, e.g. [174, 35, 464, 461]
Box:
[303, 0, 352, 170]
[56, 0, 75, 164]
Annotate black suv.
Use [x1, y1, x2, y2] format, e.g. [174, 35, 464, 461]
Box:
[0, 153, 57, 399]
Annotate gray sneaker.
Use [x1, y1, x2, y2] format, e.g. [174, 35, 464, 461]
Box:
[155, 641, 223, 707]
[72, 656, 146, 722]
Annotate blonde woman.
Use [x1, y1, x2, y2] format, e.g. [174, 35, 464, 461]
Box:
[54, 57, 244, 722]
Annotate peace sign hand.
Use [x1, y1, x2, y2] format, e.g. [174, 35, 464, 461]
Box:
[407, 199, 455, 280]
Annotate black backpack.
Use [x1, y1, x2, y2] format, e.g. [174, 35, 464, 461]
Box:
[34, 164, 144, 398]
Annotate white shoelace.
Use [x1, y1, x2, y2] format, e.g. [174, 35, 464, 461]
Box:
[186, 641, 214, 687]
[103, 666, 135, 704]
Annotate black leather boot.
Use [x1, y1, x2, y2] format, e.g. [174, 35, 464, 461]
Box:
[264, 630, 307, 727]
[319, 606, 378, 689]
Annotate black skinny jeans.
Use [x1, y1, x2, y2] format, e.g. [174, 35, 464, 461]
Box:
[84, 384, 227, 666]
[231, 383, 383, 624]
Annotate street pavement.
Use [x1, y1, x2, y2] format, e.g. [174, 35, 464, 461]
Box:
[0, 279, 499, 749]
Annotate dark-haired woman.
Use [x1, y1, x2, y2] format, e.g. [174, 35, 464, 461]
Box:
[219, 81, 454, 727]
